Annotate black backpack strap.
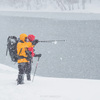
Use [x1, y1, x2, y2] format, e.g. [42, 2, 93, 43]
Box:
[18, 56, 27, 60]
[19, 48, 22, 55]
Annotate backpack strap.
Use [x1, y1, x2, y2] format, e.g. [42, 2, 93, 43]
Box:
[19, 48, 22, 55]
[17, 48, 29, 61]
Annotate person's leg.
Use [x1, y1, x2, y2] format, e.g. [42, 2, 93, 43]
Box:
[17, 63, 25, 84]
[25, 61, 32, 80]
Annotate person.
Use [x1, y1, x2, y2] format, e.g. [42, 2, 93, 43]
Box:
[27, 34, 41, 81]
[17, 33, 39, 85]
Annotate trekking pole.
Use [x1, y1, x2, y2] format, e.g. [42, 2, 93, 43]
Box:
[32, 57, 40, 82]
[39, 39, 66, 43]
[6, 47, 8, 56]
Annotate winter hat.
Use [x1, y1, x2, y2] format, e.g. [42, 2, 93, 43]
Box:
[28, 34, 35, 42]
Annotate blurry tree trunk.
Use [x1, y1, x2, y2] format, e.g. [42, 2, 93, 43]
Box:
[56, 0, 66, 11]
[35, 0, 42, 5]
[67, 0, 72, 10]
[34, 0, 42, 9]
[26, 0, 31, 10]
[89, 0, 91, 3]
[67, 0, 79, 10]
[82, 0, 86, 9]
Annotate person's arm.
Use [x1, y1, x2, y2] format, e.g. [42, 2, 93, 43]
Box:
[32, 39, 39, 45]
[34, 54, 42, 57]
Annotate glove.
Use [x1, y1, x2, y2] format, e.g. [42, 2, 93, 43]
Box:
[34, 54, 42, 57]
[35, 39, 39, 43]
[32, 39, 39, 45]
[38, 54, 42, 57]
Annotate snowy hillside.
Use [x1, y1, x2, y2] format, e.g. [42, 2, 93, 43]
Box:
[0, 63, 100, 100]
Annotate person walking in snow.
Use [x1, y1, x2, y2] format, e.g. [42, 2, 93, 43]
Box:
[17, 33, 39, 85]
[27, 34, 41, 81]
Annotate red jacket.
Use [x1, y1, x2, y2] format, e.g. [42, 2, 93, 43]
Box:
[27, 34, 35, 57]
[28, 47, 35, 57]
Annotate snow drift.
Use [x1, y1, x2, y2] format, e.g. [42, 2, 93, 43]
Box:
[0, 63, 100, 100]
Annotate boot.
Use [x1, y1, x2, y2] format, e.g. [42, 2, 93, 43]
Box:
[27, 74, 31, 81]
[17, 74, 24, 85]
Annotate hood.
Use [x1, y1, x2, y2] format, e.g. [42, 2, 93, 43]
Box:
[20, 33, 28, 42]
[28, 34, 35, 42]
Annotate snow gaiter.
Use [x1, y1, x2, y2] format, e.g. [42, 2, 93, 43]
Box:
[17, 74, 24, 85]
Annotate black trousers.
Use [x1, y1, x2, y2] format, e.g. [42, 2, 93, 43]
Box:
[18, 62, 31, 75]
[17, 62, 32, 84]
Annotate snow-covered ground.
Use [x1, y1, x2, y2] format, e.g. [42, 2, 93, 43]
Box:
[0, 63, 100, 100]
